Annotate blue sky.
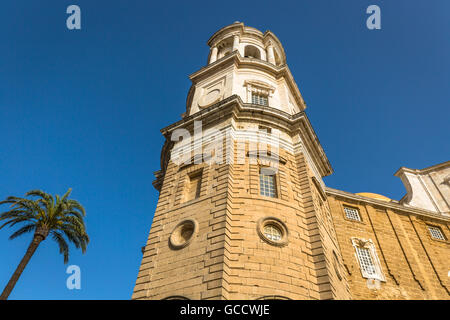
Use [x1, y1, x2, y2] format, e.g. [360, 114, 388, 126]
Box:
[0, 0, 448, 299]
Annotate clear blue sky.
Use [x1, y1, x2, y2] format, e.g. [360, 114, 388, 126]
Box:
[0, 0, 448, 299]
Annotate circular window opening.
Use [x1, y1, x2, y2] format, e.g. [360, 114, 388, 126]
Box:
[264, 224, 282, 241]
[257, 217, 288, 247]
[169, 219, 198, 250]
[180, 224, 194, 241]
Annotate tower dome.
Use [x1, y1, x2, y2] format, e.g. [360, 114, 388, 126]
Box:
[186, 22, 306, 117]
[206, 22, 286, 66]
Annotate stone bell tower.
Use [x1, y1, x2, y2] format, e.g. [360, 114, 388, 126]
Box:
[132, 22, 351, 300]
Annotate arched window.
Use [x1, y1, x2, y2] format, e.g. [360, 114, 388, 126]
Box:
[162, 295, 189, 300]
[256, 295, 291, 300]
[244, 45, 261, 59]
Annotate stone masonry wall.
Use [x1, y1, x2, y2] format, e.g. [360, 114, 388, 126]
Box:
[328, 195, 450, 300]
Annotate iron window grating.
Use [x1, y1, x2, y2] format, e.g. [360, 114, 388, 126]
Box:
[428, 226, 445, 240]
[344, 207, 361, 221]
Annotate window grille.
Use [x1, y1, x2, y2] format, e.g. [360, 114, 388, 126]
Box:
[352, 238, 385, 281]
[428, 226, 445, 240]
[344, 207, 361, 221]
[355, 247, 377, 277]
[264, 225, 282, 241]
[252, 93, 268, 106]
[259, 170, 276, 198]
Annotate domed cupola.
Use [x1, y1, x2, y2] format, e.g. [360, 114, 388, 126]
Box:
[206, 21, 286, 66]
[186, 22, 305, 117]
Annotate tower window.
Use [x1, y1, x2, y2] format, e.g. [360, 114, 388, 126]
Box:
[257, 217, 289, 247]
[344, 206, 361, 221]
[259, 168, 276, 198]
[185, 170, 202, 202]
[427, 225, 446, 241]
[263, 224, 282, 241]
[169, 219, 198, 250]
[244, 45, 261, 59]
[252, 93, 268, 106]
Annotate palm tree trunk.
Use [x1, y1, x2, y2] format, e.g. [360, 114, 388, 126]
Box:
[0, 235, 43, 300]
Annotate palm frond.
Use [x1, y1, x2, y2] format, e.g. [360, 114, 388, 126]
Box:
[61, 188, 72, 202]
[25, 189, 54, 204]
[51, 231, 69, 264]
[9, 224, 36, 240]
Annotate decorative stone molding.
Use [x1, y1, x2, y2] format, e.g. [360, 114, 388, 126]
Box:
[244, 80, 275, 104]
[198, 78, 225, 109]
[169, 219, 199, 250]
[351, 237, 386, 282]
[256, 216, 289, 247]
[247, 150, 287, 165]
[394, 161, 450, 215]
[326, 186, 450, 222]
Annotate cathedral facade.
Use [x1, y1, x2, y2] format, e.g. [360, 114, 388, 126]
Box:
[132, 23, 449, 300]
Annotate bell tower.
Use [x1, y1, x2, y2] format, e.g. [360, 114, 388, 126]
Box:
[132, 22, 351, 300]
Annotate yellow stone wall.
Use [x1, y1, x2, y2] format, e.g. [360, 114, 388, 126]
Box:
[327, 194, 450, 299]
[132, 134, 353, 300]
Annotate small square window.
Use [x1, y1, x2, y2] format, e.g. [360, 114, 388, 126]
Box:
[428, 226, 446, 241]
[344, 207, 361, 221]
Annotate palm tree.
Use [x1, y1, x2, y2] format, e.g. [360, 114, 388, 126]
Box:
[0, 188, 89, 300]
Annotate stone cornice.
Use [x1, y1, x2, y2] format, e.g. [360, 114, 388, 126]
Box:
[207, 22, 247, 47]
[325, 187, 450, 223]
[160, 95, 332, 178]
[394, 160, 450, 177]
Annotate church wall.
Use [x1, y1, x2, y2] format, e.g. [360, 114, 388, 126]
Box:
[327, 194, 450, 299]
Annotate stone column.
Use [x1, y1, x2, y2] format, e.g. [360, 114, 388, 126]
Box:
[267, 45, 275, 64]
[209, 46, 218, 64]
[232, 35, 240, 52]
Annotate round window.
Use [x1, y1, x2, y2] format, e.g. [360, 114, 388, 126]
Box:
[263, 224, 282, 241]
[169, 219, 198, 250]
[257, 217, 289, 247]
